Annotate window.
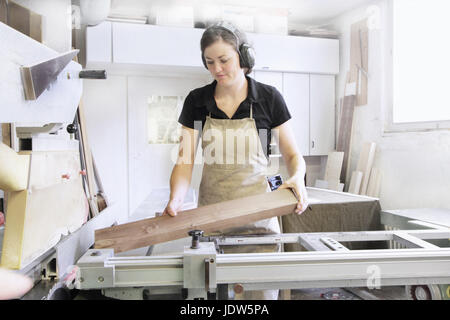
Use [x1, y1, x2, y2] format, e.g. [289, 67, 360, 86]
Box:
[386, 0, 450, 131]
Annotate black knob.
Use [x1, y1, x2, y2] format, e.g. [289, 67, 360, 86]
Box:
[79, 70, 107, 79]
[67, 123, 77, 134]
[188, 230, 203, 249]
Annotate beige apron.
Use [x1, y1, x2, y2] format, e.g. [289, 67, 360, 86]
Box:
[198, 104, 280, 300]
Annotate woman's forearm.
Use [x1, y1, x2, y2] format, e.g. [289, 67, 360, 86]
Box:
[285, 153, 306, 180]
[169, 163, 194, 203]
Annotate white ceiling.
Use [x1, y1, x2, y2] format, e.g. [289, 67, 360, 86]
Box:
[109, 0, 375, 30]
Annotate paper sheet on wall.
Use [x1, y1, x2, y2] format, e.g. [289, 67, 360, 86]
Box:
[147, 95, 183, 144]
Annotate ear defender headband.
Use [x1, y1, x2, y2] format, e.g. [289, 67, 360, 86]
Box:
[202, 21, 256, 71]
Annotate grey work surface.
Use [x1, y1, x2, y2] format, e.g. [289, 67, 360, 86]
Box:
[381, 208, 450, 229]
[282, 187, 382, 252]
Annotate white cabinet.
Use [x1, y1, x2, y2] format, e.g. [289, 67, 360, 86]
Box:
[86, 21, 112, 63]
[254, 71, 335, 156]
[309, 74, 335, 155]
[253, 71, 283, 94]
[86, 22, 339, 74]
[282, 73, 310, 156]
[248, 33, 339, 74]
[113, 23, 204, 67]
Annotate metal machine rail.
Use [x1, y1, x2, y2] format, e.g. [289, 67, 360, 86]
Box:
[75, 229, 450, 299]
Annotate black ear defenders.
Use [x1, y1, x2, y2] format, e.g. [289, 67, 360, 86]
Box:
[201, 21, 255, 71]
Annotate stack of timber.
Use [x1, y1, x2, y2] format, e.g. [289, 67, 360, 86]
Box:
[348, 142, 382, 197]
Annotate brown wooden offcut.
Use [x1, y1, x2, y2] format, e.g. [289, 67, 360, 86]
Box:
[95, 189, 298, 253]
[7, 1, 42, 42]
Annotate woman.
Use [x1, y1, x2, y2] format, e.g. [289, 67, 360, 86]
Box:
[163, 21, 309, 299]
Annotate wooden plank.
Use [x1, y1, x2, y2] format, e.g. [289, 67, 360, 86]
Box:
[7, 0, 42, 43]
[0, 143, 29, 191]
[92, 155, 109, 212]
[348, 171, 363, 194]
[324, 151, 344, 182]
[95, 189, 298, 253]
[356, 142, 376, 195]
[0, 0, 7, 24]
[1, 124, 11, 147]
[77, 102, 99, 218]
[366, 168, 382, 197]
[349, 19, 368, 106]
[336, 95, 356, 184]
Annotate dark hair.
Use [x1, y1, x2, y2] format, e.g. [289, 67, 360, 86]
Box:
[200, 24, 253, 75]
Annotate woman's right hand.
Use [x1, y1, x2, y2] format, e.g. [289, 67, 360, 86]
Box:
[162, 197, 184, 217]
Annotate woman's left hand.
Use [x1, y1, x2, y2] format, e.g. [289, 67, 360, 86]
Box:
[278, 175, 309, 214]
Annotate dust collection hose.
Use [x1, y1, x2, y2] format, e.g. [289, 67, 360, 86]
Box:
[0, 143, 29, 191]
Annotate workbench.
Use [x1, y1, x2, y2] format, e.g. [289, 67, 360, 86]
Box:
[283, 187, 382, 251]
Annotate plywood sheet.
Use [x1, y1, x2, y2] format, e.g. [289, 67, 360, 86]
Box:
[7, 0, 42, 42]
[0, 0, 6, 24]
[95, 189, 298, 253]
[324, 151, 344, 182]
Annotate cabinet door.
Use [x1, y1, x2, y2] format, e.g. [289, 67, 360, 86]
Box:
[282, 73, 310, 156]
[310, 74, 335, 155]
[86, 21, 112, 64]
[253, 71, 283, 94]
[113, 23, 204, 67]
[247, 33, 339, 74]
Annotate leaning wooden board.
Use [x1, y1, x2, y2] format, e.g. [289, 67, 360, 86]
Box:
[95, 189, 298, 253]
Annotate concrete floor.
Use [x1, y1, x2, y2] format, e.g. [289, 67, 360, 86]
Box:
[289, 286, 407, 300]
[73, 285, 408, 300]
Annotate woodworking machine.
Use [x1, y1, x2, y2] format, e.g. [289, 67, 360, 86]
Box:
[0, 21, 107, 297]
[1, 21, 449, 301]
[71, 217, 450, 300]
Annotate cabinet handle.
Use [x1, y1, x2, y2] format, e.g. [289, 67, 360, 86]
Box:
[312, 141, 315, 148]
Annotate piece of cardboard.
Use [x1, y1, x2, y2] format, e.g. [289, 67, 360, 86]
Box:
[1, 151, 89, 269]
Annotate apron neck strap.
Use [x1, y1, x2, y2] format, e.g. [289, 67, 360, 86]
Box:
[208, 103, 253, 119]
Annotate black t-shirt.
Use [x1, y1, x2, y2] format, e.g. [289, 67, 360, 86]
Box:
[178, 76, 291, 157]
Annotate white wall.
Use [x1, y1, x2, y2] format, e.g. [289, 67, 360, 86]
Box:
[329, 0, 450, 210]
[127, 75, 209, 215]
[82, 75, 129, 223]
[82, 67, 212, 219]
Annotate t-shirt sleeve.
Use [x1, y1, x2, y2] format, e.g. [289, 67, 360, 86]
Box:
[270, 88, 292, 128]
[178, 92, 196, 129]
